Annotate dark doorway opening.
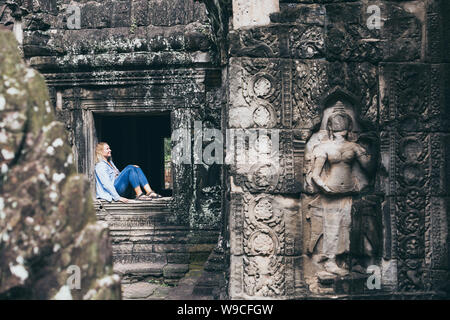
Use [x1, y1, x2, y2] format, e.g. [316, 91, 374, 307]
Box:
[94, 112, 172, 197]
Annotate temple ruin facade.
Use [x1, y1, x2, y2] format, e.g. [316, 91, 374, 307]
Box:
[1, 0, 449, 299]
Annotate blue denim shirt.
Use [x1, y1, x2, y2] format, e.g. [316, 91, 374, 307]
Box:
[95, 160, 121, 202]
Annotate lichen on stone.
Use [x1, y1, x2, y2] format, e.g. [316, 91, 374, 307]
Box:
[0, 30, 121, 300]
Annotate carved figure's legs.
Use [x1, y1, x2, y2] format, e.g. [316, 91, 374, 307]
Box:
[322, 196, 352, 276]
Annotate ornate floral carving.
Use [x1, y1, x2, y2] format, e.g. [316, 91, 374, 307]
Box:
[292, 60, 328, 129]
[252, 103, 277, 128]
[245, 162, 280, 193]
[241, 58, 281, 108]
[395, 133, 429, 291]
[289, 26, 324, 59]
[250, 73, 276, 100]
[230, 27, 280, 58]
[241, 194, 286, 297]
[382, 61, 449, 291]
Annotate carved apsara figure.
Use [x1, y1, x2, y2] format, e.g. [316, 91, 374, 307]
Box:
[303, 100, 374, 277]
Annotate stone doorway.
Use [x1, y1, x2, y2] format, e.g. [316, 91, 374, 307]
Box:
[93, 112, 172, 197]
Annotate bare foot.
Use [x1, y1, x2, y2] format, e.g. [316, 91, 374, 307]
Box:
[324, 260, 349, 276]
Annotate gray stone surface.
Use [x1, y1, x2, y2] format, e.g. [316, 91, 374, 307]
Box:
[222, 0, 450, 299]
[1, 0, 449, 300]
[122, 282, 159, 299]
[97, 200, 218, 284]
[0, 30, 121, 300]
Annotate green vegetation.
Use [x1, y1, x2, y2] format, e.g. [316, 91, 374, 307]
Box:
[164, 137, 171, 163]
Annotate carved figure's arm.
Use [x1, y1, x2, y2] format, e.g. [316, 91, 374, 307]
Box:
[355, 144, 371, 171]
[311, 154, 332, 194]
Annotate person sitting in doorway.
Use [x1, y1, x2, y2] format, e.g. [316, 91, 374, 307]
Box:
[94, 142, 162, 203]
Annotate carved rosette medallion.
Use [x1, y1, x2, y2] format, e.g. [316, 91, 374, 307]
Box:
[245, 162, 280, 193]
[251, 73, 276, 100]
[253, 135, 273, 155]
[247, 229, 279, 256]
[248, 195, 283, 227]
[242, 62, 281, 106]
[252, 102, 277, 128]
[242, 194, 285, 297]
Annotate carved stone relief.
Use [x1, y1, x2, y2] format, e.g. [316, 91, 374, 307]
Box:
[226, 1, 449, 298]
[302, 92, 381, 293]
[229, 192, 301, 298]
[228, 58, 302, 195]
[380, 62, 449, 292]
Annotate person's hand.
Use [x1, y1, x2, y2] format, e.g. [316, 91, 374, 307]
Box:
[118, 197, 130, 203]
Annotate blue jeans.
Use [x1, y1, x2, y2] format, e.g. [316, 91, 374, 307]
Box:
[114, 165, 149, 197]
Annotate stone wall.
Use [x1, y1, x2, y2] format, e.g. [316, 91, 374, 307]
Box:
[1, 0, 449, 300]
[0, 0, 223, 229]
[1, 0, 224, 297]
[213, 0, 450, 299]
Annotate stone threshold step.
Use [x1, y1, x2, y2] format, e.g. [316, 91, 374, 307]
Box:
[114, 262, 189, 279]
[114, 262, 166, 277]
[99, 211, 172, 217]
[95, 198, 172, 210]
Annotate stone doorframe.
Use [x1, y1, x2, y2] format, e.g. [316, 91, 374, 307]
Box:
[79, 100, 180, 195]
[43, 67, 217, 223]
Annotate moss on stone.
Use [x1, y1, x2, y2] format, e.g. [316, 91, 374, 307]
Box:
[0, 30, 120, 300]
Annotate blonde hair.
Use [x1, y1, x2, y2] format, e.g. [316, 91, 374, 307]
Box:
[95, 142, 109, 163]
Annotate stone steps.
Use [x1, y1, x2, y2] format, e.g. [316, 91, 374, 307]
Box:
[114, 262, 167, 278]
[192, 271, 225, 297]
[95, 198, 191, 284]
[192, 246, 227, 299]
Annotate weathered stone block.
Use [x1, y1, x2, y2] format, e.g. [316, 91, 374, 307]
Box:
[162, 264, 189, 279]
[229, 26, 281, 58]
[229, 191, 303, 298]
[167, 253, 190, 264]
[381, 2, 423, 62]
[229, 23, 324, 60]
[131, 0, 149, 26]
[114, 262, 165, 277]
[0, 30, 120, 300]
[148, 0, 206, 27]
[325, 3, 382, 63]
[232, 0, 279, 29]
[113, 252, 167, 264]
[271, 3, 326, 26]
[153, 244, 187, 253]
[379, 63, 449, 132]
[80, 2, 113, 29]
[184, 27, 212, 52]
[112, 0, 131, 28]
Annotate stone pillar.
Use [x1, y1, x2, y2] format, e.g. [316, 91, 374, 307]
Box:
[377, 0, 450, 293]
[224, 0, 450, 299]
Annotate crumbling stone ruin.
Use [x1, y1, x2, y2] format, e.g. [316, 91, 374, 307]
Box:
[0, 30, 121, 299]
[0, 0, 449, 299]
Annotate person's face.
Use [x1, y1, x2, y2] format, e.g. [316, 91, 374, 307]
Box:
[102, 144, 112, 158]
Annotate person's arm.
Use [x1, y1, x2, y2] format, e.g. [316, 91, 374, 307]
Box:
[95, 163, 121, 201]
